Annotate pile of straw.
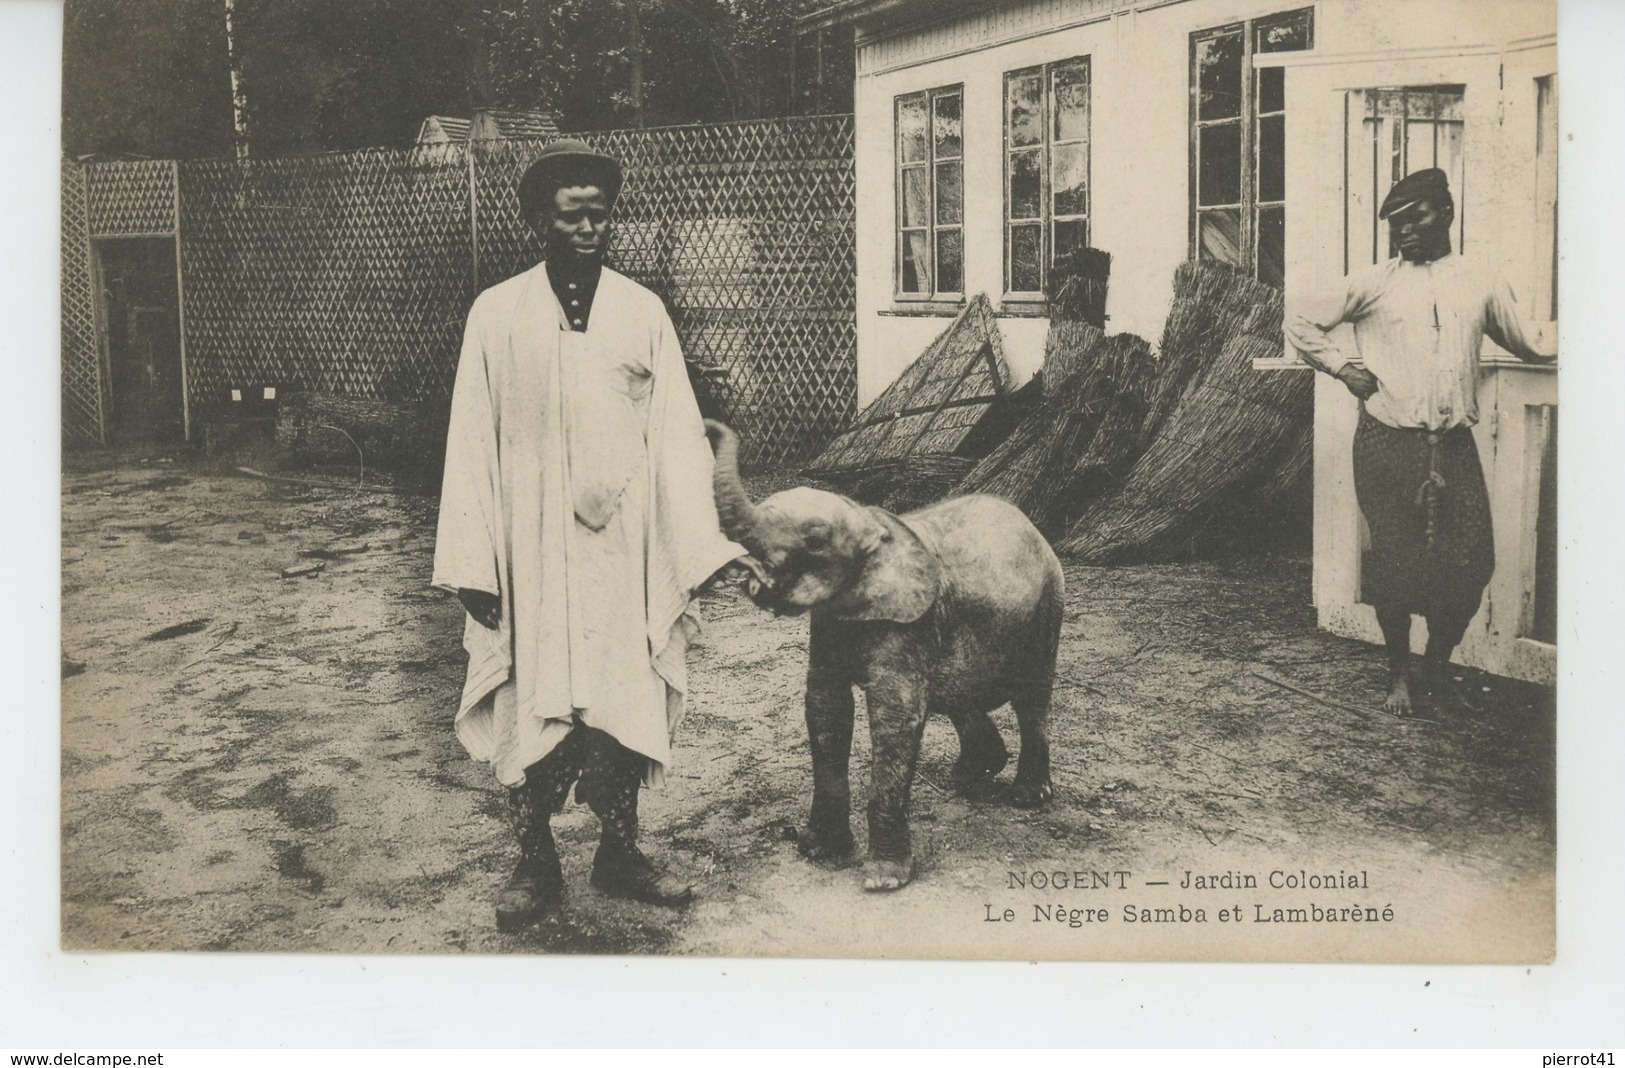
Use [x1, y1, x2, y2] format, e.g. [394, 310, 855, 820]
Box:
[954, 331, 1154, 538]
[805, 294, 1014, 505]
[848, 454, 979, 513]
[1057, 263, 1312, 562]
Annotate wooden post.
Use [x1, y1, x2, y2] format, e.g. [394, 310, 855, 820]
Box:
[172, 160, 192, 441]
[467, 145, 481, 290]
[89, 237, 112, 445]
[74, 164, 109, 445]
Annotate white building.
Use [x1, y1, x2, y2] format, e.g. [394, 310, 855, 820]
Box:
[803, 0, 1557, 682]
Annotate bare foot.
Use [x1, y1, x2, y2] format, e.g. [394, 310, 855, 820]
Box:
[1383, 673, 1414, 716]
[862, 857, 914, 892]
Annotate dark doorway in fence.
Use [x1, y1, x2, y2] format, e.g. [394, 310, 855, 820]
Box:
[95, 237, 184, 444]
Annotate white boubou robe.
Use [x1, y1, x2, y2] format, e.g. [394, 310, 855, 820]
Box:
[431, 264, 743, 788]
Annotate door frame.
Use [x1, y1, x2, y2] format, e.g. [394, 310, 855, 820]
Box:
[90, 233, 190, 443]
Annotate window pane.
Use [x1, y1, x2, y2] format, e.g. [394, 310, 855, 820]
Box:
[1052, 142, 1089, 217]
[1257, 205, 1285, 287]
[898, 94, 928, 163]
[1405, 119, 1438, 170]
[1197, 208, 1242, 265]
[900, 230, 930, 293]
[934, 91, 962, 158]
[1195, 31, 1243, 121]
[1255, 7, 1313, 53]
[1400, 85, 1464, 121]
[935, 161, 963, 225]
[901, 167, 931, 227]
[1054, 218, 1088, 261]
[936, 229, 963, 293]
[1010, 223, 1042, 291]
[1257, 66, 1284, 114]
[1007, 70, 1043, 147]
[1258, 113, 1285, 202]
[1198, 122, 1242, 205]
[1009, 149, 1042, 219]
[1053, 60, 1090, 142]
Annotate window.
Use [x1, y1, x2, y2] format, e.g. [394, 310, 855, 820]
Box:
[1004, 56, 1091, 296]
[1344, 86, 1466, 269]
[896, 86, 963, 298]
[1190, 8, 1312, 286]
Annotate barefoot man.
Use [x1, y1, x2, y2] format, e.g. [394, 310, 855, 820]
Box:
[1287, 168, 1554, 715]
[432, 139, 742, 929]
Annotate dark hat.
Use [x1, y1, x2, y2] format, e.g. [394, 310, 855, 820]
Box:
[517, 138, 624, 221]
[1379, 168, 1451, 219]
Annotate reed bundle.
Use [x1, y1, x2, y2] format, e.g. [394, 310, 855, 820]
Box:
[1058, 264, 1312, 562]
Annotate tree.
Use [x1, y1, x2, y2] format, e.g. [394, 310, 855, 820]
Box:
[63, 0, 840, 160]
[63, 0, 236, 159]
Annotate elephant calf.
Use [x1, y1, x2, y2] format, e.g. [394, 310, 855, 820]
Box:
[706, 420, 1064, 892]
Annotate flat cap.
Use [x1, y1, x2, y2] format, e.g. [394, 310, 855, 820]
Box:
[518, 138, 624, 222]
[1379, 167, 1451, 219]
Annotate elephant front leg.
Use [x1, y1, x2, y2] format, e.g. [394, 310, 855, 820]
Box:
[863, 673, 929, 891]
[800, 664, 857, 862]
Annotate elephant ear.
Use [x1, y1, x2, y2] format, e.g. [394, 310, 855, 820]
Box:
[831, 507, 941, 624]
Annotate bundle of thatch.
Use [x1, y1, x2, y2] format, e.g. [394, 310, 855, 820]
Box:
[955, 331, 1155, 537]
[806, 294, 1012, 503]
[849, 454, 979, 513]
[1053, 333, 1158, 521]
[1048, 246, 1112, 328]
[950, 248, 1137, 535]
[1057, 264, 1312, 562]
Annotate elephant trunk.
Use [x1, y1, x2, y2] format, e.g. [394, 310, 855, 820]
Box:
[704, 419, 764, 551]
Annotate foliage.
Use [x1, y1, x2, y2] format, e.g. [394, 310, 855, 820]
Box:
[63, 0, 836, 160]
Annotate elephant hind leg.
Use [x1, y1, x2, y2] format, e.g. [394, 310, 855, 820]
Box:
[944, 706, 1009, 795]
[1009, 605, 1061, 809]
[1008, 671, 1056, 809]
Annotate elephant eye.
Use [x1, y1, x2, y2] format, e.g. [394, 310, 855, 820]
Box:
[803, 530, 828, 550]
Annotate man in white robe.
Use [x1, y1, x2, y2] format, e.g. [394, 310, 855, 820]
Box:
[432, 140, 742, 929]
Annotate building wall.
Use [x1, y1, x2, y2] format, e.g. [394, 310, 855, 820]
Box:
[850, 0, 1555, 405]
[851, 0, 1558, 682]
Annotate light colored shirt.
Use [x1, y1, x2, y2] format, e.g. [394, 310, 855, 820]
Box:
[1286, 252, 1555, 430]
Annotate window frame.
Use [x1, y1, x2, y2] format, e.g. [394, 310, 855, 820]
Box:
[1002, 55, 1092, 301]
[1188, 7, 1313, 284]
[894, 84, 965, 302]
[1345, 84, 1467, 270]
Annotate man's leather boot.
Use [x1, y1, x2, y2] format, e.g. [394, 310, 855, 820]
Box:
[590, 840, 694, 907]
[496, 780, 565, 931]
[583, 747, 693, 906]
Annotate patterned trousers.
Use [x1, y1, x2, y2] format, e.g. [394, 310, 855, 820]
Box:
[505, 722, 645, 865]
[1353, 410, 1495, 623]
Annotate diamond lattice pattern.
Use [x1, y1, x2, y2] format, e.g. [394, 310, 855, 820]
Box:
[67, 117, 856, 469]
[61, 162, 103, 444]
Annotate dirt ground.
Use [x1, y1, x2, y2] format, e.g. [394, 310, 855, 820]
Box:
[60, 451, 1555, 961]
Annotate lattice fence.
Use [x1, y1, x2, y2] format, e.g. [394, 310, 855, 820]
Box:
[177, 144, 475, 415]
[64, 115, 856, 468]
[61, 161, 104, 444]
[85, 160, 176, 236]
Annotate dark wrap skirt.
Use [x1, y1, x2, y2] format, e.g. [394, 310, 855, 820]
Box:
[1352, 409, 1495, 617]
